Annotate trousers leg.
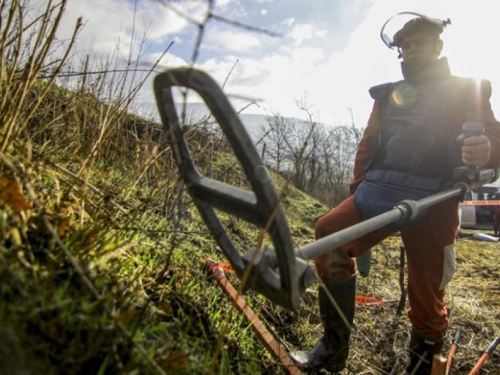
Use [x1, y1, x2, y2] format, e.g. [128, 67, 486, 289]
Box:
[314, 195, 396, 280]
[291, 196, 396, 371]
[401, 198, 459, 339]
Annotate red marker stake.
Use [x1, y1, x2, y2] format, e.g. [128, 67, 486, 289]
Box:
[445, 327, 462, 374]
[468, 337, 500, 375]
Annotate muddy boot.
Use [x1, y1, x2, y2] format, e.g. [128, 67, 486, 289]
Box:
[406, 326, 445, 375]
[290, 274, 356, 373]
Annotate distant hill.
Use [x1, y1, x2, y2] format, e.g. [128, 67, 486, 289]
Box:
[175, 102, 307, 142]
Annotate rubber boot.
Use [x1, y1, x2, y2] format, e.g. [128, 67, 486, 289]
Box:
[356, 248, 372, 277]
[406, 326, 445, 375]
[290, 274, 356, 373]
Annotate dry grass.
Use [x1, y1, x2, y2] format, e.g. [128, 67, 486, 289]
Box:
[277, 232, 500, 374]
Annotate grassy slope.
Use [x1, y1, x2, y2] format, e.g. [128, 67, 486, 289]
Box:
[2, 124, 500, 375]
[0, 129, 329, 375]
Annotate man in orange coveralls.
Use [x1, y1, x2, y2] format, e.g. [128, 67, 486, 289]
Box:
[291, 13, 500, 374]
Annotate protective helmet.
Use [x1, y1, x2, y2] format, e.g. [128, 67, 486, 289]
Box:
[380, 12, 451, 50]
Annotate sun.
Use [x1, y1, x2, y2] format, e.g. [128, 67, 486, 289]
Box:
[436, 3, 500, 115]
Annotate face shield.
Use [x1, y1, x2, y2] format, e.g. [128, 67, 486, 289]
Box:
[380, 11, 451, 50]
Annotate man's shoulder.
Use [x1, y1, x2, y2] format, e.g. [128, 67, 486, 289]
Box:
[368, 77, 493, 100]
[448, 75, 492, 96]
[369, 81, 402, 100]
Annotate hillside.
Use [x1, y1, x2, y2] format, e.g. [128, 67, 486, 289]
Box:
[2, 80, 500, 374]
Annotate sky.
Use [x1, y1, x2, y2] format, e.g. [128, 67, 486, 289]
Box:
[56, 0, 500, 129]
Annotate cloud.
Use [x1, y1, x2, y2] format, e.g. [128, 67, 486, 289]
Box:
[289, 23, 328, 46]
[59, 0, 500, 131]
[290, 24, 313, 45]
[213, 0, 248, 20]
[59, 0, 202, 56]
[204, 29, 261, 53]
[280, 17, 295, 29]
[216, 0, 239, 7]
[56, 0, 377, 126]
[148, 52, 187, 70]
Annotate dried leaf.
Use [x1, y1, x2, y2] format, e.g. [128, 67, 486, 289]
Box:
[10, 228, 22, 246]
[159, 301, 173, 317]
[156, 352, 189, 370]
[116, 306, 137, 325]
[57, 217, 72, 237]
[0, 179, 30, 212]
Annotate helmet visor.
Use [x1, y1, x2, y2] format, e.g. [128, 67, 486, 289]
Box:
[380, 11, 451, 49]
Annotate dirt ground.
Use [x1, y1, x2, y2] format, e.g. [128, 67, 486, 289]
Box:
[279, 229, 500, 374]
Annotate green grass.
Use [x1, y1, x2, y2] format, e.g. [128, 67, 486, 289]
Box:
[3, 113, 500, 373]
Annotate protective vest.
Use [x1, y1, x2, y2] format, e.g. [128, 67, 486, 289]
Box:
[367, 77, 480, 179]
[354, 60, 490, 226]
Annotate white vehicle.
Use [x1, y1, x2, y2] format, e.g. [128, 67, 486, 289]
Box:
[459, 184, 500, 230]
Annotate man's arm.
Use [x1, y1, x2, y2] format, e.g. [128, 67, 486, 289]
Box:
[458, 80, 500, 168]
[349, 101, 383, 194]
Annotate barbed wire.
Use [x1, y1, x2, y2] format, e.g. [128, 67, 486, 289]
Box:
[160, 0, 281, 66]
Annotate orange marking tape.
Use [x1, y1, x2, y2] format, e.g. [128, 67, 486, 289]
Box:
[356, 295, 399, 305]
[460, 200, 500, 206]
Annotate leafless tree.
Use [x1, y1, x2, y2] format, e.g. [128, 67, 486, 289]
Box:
[261, 107, 363, 206]
[316, 125, 359, 206]
[261, 113, 293, 172]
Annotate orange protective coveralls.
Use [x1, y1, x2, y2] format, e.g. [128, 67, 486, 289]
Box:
[315, 80, 500, 339]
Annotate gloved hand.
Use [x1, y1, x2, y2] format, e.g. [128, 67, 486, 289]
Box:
[457, 133, 491, 167]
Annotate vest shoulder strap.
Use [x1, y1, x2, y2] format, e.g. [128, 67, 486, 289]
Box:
[369, 82, 399, 100]
[451, 76, 492, 99]
[369, 78, 492, 101]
